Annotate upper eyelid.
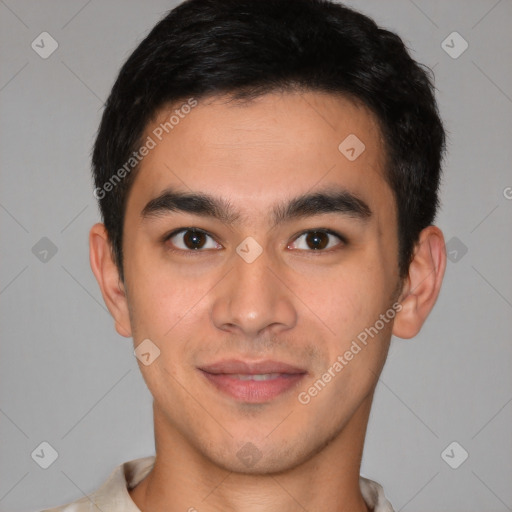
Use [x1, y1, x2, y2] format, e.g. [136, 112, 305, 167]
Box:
[290, 228, 345, 241]
[164, 227, 221, 245]
[164, 226, 211, 240]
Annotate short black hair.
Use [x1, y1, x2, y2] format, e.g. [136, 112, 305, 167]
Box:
[92, 0, 446, 282]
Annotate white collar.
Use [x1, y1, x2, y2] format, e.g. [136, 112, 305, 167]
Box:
[44, 456, 395, 512]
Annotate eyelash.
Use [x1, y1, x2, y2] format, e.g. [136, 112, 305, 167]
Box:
[162, 227, 347, 256]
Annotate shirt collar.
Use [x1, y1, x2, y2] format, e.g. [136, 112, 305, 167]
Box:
[50, 456, 394, 512]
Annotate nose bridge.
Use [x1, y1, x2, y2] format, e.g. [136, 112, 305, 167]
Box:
[211, 241, 297, 336]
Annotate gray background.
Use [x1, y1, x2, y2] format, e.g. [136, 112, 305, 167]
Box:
[1, 1, 511, 511]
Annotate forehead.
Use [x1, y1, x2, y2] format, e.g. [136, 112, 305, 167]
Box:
[127, 91, 394, 224]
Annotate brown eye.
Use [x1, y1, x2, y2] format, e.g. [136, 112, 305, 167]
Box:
[288, 230, 344, 251]
[305, 231, 329, 250]
[182, 230, 207, 249]
[166, 229, 222, 252]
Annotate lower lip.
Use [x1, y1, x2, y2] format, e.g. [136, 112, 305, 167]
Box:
[199, 370, 306, 403]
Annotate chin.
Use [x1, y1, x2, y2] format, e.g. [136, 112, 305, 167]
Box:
[202, 436, 316, 476]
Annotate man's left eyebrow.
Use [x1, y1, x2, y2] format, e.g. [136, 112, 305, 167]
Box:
[140, 186, 372, 226]
[272, 188, 372, 227]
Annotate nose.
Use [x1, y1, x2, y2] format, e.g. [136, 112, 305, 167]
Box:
[211, 244, 297, 338]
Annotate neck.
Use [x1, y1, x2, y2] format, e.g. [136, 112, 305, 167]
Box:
[130, 393, 374, 512]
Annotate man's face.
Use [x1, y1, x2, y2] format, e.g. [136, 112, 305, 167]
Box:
[120, 91, 401, 473]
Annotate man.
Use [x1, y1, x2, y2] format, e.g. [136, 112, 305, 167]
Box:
[44, 0, 446, 510]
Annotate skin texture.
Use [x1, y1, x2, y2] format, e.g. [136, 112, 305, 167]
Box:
[90, 91, 446, 512]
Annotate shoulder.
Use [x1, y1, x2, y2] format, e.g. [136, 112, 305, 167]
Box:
[359, 476, 395, 512]
[41, 499, 89, 512]
[40, 456, 156, 512]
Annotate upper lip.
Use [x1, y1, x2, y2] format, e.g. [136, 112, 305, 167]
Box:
[199, 359, 307, 375]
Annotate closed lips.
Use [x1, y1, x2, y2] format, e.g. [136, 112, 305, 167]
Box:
[198, 359, 307, 376]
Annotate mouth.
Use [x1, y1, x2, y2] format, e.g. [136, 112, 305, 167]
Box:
[198, 359, 307, 403]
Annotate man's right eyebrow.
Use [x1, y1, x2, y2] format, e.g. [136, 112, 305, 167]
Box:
[141, 189, 241, 225]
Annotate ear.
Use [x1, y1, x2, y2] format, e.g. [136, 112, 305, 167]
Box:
[89, 223, 132, 338]
[392, 225, 447, 339]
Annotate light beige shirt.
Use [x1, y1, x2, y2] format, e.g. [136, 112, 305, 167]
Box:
[42, 456, 395, 512]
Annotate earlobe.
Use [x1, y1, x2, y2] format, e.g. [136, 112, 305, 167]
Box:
[392, 226, 447, 339]
[89, 223, 132, 338]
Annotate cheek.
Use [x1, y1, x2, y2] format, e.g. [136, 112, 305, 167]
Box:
[125, 267, 181, 342]
[318, 264, 387, 337]
[126, 259, 218, 348]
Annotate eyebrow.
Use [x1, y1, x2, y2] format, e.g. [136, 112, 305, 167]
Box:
[141, 186, 372, 228]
